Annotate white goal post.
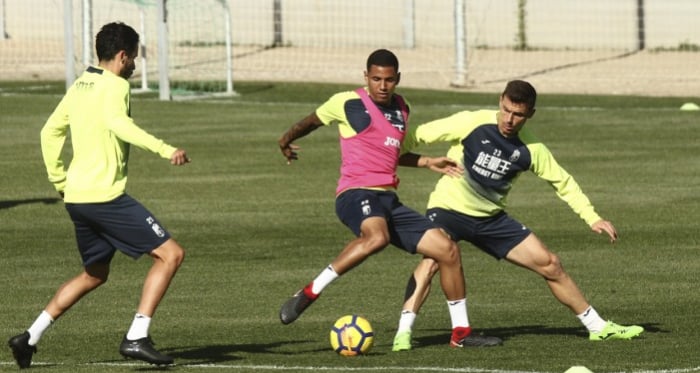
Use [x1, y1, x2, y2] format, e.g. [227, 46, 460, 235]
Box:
[153, 0, 235, 100]
[62, 0, 235, 99]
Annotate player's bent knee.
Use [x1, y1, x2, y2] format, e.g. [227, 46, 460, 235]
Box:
[433, 245, 460, 266]
[82, 270, 108, 288]
[361, 236, 390, 254]
[152, 239, 186, 267]
[416, 230, 460, 265]
[540, 253, 566, 280]
[442, 241, 461, 263]
[449, 250, 461, 266]
[84, 263, 110, 286]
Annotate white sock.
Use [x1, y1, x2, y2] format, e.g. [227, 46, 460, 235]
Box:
[126, 313, 151, 341]
[396, 310, 416, 333]
[310, 265, 339, 295]
[447, 298, 470, 329]
[577, 306, 607, 333]
[27, 310, 54, 346]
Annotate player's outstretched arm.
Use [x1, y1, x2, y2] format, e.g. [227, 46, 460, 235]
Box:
[424, 156, 464, 177]
[278, 112, 324, 164]
[399, 153, 463, 178]
[591, 219, 618, 243]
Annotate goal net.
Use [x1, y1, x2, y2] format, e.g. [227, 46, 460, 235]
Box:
[184, 0, 699, 97]
[1, 0, 698, 97]
[0, 0, 233, 97]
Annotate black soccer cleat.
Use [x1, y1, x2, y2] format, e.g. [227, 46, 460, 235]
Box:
[279, 289, 317, 324]
[119, 335, 174, 366]
[8, 331, 37, 369]
[450, 327, 503, 348]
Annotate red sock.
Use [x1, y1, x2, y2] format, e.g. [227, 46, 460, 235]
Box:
[451, 326, 472, 341]
[303, 283, 319, 300]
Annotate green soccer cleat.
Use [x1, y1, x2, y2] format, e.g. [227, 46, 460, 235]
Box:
[589, 321, 644, 341]
[392, 331, 412, 351]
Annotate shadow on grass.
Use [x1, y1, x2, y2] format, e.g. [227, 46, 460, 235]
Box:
[0, 198, 61, 210]
[413, 322, 664, 348]
[85, 323, 664, 365]
[131, 366, 175, 372]
[165, 341, 293, 364]
[166, 339, 389, 361]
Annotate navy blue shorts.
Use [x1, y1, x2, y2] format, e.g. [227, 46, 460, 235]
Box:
[65, 194, 171, 266]
[426, 207, 530, 259]
[335, 189, 436, 254]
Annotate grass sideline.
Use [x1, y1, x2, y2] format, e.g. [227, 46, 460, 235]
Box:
[1, 81, 699, 372]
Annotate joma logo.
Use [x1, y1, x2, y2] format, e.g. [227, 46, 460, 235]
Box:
[384, 136, 400, 148]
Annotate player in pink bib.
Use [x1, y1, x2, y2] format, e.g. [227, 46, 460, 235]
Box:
[334, 86, 408, 194]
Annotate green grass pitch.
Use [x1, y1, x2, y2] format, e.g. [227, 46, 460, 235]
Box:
[0, 81, 698, 372]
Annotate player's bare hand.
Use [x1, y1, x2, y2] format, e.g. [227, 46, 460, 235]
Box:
[170, 149, 191, 166]
[280, 143, 300, 165]
[591, 219, 617, 243]
[426, 156, 464, 178]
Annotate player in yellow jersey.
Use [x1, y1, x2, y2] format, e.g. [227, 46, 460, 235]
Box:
[8, 22, 189, 368]
[392, 80, 643, 351]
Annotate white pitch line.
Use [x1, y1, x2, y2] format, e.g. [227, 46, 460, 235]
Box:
[3, 361, 700, 373]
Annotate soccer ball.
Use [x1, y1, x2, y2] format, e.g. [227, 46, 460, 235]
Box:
[329, 314, 374, 356]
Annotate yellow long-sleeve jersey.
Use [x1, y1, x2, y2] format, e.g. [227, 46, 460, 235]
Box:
[40, 66, 176, 203]
[403, 110, 602, 226]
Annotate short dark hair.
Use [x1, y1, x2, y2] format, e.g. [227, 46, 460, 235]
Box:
[95, 22, 139, 62]
[366, 49, 399, 72]
[502, 80, 537, 110]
